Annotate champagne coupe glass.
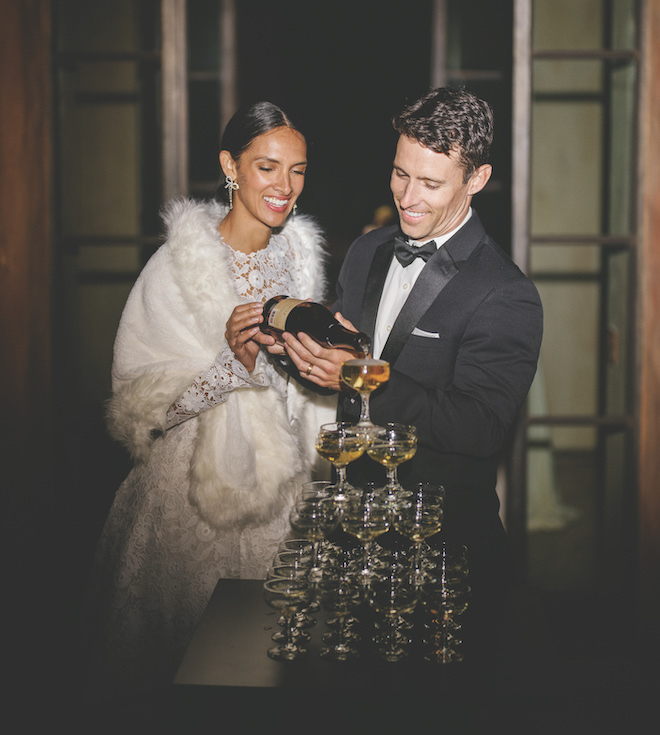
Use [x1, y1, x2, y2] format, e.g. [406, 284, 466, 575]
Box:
[424, 543, 469, 595]
[422, 542, 469, 637]
[340, 358, 390, 430]
[274, 549, 312, 569]
[341, 489, 390, 584]
[365, 423, 417, 508]
[393, 482, 444, 587]
[277, 538, 312, 554]
[300, 480, 334, 502]
[318, 572, 363, 661]
[315, 423, 368, 503]
[419, 573, 471, 664]
[289, 496, 339, 580]
[321, 545, 363, 633]
[263, 577, 313, 660]
[274, 538, 321, 620]
[275, 538, 314, 575]
[366, 562, 418, 662]
[266, 565, 314, 638]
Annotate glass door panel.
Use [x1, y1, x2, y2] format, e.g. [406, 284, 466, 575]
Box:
[55, 0, 162, 406]
[520, 0, 639, 605]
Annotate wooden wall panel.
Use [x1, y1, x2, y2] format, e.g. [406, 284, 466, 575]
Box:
[0, 0, 52, 493]
[638, 0, 660, 656]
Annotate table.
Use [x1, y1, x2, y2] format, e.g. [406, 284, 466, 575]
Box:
[170, 579, 654, 733]
[174, 578, 480, 691]
[173, 578, 494, 730]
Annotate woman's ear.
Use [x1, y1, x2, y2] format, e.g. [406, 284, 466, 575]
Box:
[219, 150, 237, 180]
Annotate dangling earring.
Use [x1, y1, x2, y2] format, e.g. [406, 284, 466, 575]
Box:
[224, 175, 239, 209]
[292, 202, 298, 217]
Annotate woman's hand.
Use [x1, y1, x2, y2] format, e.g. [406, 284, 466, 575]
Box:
[225, 302, 276, 373]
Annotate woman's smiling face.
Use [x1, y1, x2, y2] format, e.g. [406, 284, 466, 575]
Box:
[224, 126, 307, 230]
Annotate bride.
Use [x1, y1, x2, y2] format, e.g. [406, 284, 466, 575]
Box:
[82, 101, 335, 699]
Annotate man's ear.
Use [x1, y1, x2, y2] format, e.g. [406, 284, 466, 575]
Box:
[467, 163, 492, 196]
[219, 150, 237, 180]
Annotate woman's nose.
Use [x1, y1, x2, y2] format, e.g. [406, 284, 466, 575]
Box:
[275, 171, 293, 194]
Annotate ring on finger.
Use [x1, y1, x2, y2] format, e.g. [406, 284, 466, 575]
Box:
[305, 363, 313, 376]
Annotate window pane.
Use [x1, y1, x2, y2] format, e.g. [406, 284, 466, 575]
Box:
[530, 243, 601, 276]
[446, 0, 513, 71]
[526, 426, 630, 591]
[532, 0, 636, 51]
[187, 0, 221, 72]
[531, 58, 636, 237]
[55, 1, 161, 406]
[77, 244, 143, 274]
[59, 100, 141, 237]
[529, 281, 599, 427]
[533, 0, 603, 51]
[526, 426, 595, 590]
[531, 98, 602, 236]
[58, 0, 159, 53]
[188, 80, 221, 187]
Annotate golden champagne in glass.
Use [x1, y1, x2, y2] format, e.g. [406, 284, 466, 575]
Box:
[365, 423, 417, 506]
[340, 358, 390, 428]
[315, 422, 368, 502]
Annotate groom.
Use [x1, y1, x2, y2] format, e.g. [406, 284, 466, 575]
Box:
[280, 87, 543, 665]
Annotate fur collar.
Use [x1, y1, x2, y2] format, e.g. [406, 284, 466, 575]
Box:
[162, 199, 327, 345]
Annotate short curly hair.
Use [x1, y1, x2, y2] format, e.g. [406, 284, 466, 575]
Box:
[392, 87, 494, 182]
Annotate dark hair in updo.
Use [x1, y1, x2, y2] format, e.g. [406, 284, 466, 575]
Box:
[216, 101, 305, 203]
[392, 87, 493, 182]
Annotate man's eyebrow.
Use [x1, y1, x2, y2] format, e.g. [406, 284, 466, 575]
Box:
[393, 164, 442, 185]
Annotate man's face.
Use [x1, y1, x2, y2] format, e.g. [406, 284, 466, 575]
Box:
[390, 135, 491, 241]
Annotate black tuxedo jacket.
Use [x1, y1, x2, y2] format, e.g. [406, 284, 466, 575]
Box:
[333, 211, 543, 555]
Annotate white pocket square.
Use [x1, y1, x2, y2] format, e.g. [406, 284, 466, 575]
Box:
[412, 327, 440, 338]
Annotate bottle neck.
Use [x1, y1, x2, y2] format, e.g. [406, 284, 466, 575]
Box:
[328, 323, 371, 354]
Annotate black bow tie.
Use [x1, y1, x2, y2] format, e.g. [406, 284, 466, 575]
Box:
[393, 237, 437, 267]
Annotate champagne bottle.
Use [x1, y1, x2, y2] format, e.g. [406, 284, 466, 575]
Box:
[261, 295, 371, 354]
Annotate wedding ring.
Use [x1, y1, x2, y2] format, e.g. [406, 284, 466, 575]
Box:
[305, 363, 313, 375]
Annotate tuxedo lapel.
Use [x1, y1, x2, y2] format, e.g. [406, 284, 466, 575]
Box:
[380, 244, 458, 365]
[360, 238, 395, 342]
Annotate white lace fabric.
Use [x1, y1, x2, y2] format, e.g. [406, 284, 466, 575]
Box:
[165, 233, 299, 427]
[165, 344, 267, 427]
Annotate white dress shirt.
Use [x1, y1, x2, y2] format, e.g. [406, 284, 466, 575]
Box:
[372, 209, 472, 358]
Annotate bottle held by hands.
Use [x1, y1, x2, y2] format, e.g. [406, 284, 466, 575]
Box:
[261, 295, 371, 354]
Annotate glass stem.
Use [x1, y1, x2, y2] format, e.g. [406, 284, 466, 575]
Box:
[362, 540, 374, 580]
[336, 614, 347, 647]
[311, 540, 321, 570]
[284, 614, 295, 647]
[358, 391, 371, 424]
[413, 541, 424, 587]
[387, 614, 398, 654]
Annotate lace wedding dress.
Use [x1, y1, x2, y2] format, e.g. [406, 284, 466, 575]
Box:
[83, 232, 324, 697]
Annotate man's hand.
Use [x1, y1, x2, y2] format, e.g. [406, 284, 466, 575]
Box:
[280, 312, 364, 390]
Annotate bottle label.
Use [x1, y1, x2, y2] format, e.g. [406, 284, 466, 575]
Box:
[267, 298, 304, 331]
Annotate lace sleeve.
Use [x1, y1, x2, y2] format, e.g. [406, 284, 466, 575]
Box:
[165, 343, 269, 429]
